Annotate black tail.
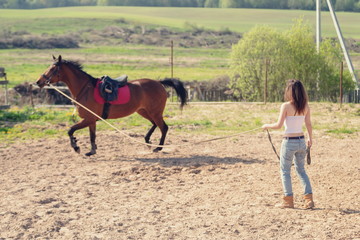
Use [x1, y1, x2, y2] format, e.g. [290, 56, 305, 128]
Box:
[160, 78, 188, 109]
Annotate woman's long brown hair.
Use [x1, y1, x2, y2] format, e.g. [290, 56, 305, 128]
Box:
[284, 79, 308, 115]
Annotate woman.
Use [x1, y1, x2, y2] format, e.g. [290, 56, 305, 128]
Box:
[262, 79, 314, 209]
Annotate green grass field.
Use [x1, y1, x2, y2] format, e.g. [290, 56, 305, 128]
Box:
[0, 45, 230, 87]
[0, 6, 359, 86]
[1, 7, 360, 37]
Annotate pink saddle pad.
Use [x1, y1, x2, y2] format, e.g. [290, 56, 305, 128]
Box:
[94, 80, 130, 105]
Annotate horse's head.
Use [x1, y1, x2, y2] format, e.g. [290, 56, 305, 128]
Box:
[36, 55, 63, 88]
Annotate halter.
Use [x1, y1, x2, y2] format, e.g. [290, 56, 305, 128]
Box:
[42, 62, 60, 85]
[42, 61, 92, 102]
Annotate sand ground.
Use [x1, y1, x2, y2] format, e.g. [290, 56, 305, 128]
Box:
[0, 130, 359, 240]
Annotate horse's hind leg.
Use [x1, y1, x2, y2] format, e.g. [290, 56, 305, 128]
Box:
[153, 117, 168, 152]
[145, 124, 157, 144]
[137, 109, 168, 152]
[137, 109, 157, 146]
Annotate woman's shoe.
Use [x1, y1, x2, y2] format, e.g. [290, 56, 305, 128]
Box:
[304, 194, 315, 209]
[275, 196, 294, 208]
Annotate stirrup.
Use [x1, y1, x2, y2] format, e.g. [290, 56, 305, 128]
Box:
[104, 86, 113, 93]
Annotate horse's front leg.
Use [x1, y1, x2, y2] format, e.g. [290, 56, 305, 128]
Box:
[68, 119, 93, 154]
[85, 123, 97, 156]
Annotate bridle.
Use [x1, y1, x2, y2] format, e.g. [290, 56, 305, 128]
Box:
[41, 61, 92, 101]
[42, 62, 60, 85]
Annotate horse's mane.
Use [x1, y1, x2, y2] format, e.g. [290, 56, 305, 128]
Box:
[63, 59, 84, 71]
[61, 59, 97, 85]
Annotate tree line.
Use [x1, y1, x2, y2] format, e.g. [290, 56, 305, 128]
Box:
[1, 0, 360, 12]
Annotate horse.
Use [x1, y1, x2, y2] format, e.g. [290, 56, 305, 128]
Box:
[36, 55, 187, 156]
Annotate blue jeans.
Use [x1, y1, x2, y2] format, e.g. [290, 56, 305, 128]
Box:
[280, 138, 312, 196]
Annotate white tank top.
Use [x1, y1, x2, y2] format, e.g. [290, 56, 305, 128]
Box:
[284, 116, 305, 134]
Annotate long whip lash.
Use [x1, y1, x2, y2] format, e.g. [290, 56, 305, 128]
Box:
[266, 129, 280, 160]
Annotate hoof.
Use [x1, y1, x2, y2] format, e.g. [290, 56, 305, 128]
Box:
[85, 151, 96, 156]
[153, 147, 163, 152]
[74, 147, 80, 153]
[146, 141, 152, 149]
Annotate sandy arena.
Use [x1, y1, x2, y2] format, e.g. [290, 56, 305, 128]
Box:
[0, 130, 359, 239]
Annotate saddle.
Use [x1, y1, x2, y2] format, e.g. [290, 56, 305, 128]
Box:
[99, 75, 128, 102]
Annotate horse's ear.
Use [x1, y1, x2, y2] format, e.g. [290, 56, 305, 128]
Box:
[52, 55, 56, 60]
[58, 55, 62, 62]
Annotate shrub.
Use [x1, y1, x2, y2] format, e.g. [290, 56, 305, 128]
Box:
[0, 35, 79, 49]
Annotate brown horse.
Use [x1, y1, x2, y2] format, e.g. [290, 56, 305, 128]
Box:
[36, 55, 187, 156]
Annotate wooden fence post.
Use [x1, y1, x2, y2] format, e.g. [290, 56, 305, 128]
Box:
[29, 84, 34, 108]
[0, 67, 10, 109]
[170, 40, 174, 102]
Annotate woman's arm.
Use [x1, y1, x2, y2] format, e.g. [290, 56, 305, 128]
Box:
[305, 105, 313, 148]
[262, 103, 287, 130]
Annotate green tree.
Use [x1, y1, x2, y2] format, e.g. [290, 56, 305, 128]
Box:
[96, 0, 106, 5]
[335, 0, 356, 11]
[5, 0, 28, 8]
[219, 0, 239, 8]
[204, 0, 219, 7]
[229, 25, 288, 101]
[283, 18, 320, 95]
[317, 39, 355, 100]
[0, 0, 7, 7]
[229, 18, 355, 102]
[249, 0, 287, 9]
[288, 0, 315, 10]
[79, 0, 97, 5]
[355, 1, 360, 11]
[196, 0, 206, 7]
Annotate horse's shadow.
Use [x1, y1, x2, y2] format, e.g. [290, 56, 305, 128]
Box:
[338, 208, 360, 215]
[134, 155, 265, 168]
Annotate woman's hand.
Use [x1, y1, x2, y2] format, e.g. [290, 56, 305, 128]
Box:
[262, 124, 269, 130]
[307, 139, 312, 148]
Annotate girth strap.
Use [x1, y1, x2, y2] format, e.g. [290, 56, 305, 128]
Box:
[102, 102, 111, 119]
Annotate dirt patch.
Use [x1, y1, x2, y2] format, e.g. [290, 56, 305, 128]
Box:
[0, 130, 359, 239]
